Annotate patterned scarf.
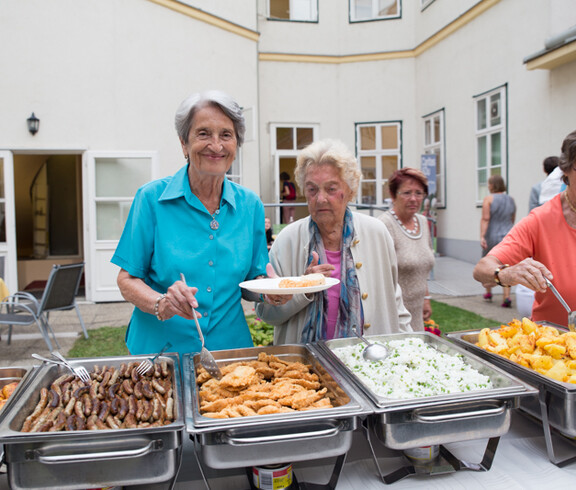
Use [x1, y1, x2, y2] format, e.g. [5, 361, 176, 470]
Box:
[301, 208, 362, 343]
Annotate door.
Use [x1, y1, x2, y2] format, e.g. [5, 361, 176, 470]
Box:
[83, 151, 157, 302]
[0, 151, 18, 293]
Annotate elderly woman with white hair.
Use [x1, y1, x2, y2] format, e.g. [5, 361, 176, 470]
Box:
[112, 90, 269, 356]
[257, 139, 412, 344]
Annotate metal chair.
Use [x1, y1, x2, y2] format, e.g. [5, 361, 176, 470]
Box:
[0, 263, 88, 351]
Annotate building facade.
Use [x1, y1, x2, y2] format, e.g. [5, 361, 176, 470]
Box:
[0, 0, 575, 301]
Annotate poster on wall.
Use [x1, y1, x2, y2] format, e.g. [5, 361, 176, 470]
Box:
[421, 154, 437, 197]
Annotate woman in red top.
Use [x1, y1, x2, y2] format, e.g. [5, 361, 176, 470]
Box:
[473, 129, 576, 327]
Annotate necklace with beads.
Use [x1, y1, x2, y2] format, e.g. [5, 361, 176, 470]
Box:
[564, 190, 576, 214]
[209, 208, 220, 230]
[390, 209, 422, 239]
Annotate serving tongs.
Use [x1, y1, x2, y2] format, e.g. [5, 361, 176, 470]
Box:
[180, 274, 223, 380]
[545, 278, 576, 332]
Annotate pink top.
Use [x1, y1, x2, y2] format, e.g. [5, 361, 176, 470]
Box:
[325, 250, 342, 339]
[491, 194, 576, 327]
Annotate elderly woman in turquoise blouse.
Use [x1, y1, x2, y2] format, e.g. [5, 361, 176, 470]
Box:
[111, 91, 269, 356]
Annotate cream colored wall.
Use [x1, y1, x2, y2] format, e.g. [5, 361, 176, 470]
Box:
[0, 0, 261, 192]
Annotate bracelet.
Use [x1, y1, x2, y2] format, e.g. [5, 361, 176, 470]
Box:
[424, 296, 431, 300]
[494, 264, 510, 287]
[154, 294, 167, 321]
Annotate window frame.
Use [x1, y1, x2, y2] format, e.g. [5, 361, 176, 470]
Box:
[422, 108, 446, 208]
[349, 0, 401, 23]
[267, 0, 319, 23]
[355, 120, 403, 207]
[473, 84, 508, 205]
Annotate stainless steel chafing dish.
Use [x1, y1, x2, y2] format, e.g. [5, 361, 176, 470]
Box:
[0, 355, 184, 490]
[184, 344, 372, 470]
[448, 325, 576, 466]
[0, 366, 34, 424]
[314, 332, 537, 483]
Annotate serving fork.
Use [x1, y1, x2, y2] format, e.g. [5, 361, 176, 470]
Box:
[31, 352, 91, 384]
[51, 351, 91, 383]
[136, 341, 173, 375]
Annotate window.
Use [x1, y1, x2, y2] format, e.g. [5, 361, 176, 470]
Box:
[268, 0, 318, 21]
[356, 122, 402, 206]
[422, 109, 445, 207]
[350, 0, 400, 22]
[474, 85, 507, 203]
[270, 124, 318, 221]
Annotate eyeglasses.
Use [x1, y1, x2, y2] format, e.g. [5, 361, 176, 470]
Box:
[397, 191, 426, 199]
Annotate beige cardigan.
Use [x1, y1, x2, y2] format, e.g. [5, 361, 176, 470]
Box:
[256, 212, 412, 345]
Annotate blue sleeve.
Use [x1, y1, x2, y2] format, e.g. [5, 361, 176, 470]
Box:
[111, 186, 156, 279]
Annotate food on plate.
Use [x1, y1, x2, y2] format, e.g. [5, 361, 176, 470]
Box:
[278, 273, 326, 288]
[196, 352, 333, 418]
[476, 317, 576, 383]
[20, 361, 175, 432]
[333, 337, 492, 398]
[0, 381, 19, 411]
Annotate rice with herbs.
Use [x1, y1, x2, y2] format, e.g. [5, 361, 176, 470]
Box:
[333, 337, 492, 399]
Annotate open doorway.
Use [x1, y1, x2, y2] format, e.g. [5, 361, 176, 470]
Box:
[13, 154, 83, 292]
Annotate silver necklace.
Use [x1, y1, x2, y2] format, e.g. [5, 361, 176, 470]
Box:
[390, 209, 422, 239]
[209, 209, 220, 230]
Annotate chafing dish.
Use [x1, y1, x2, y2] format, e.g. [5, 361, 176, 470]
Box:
[0, 367, 34, 424]
[0, 355, 184, 490]
[184, 344, 372, 470]
[314, 332, 537, 483]
[448, 326, 576, 466]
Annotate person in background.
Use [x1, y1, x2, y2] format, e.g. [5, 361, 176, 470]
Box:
[473, 129, 576, 328]
[529, 156, 559, 212]
[257, 139, 411, 345]
[378, 168, 435, 331]
[265, 216, 274, 249]
[280, 171, 296, 224]
[111, 90, 269, 356]
[479, 174, 516, 307]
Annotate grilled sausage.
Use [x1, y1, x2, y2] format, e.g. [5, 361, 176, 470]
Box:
[141, 381, 155, 400]
[98, 401, 110, 421]
[133, 381, 143, 400]
[122, 379, 134, 395]
[151, 379, 166, 395]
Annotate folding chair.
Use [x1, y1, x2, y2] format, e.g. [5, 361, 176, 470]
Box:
[0, 263, 88, 351]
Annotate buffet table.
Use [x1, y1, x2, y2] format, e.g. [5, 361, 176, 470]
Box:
[114, 409, 575, 490]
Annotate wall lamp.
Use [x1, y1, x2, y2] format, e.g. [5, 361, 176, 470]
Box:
[27, 112, 40, 136]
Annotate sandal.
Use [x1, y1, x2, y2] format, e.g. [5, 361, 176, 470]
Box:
[483, 293, 492, 302]
[501, 298, 512, 308]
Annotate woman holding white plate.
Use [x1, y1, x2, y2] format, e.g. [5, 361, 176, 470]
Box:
[256, 139, 412, 345]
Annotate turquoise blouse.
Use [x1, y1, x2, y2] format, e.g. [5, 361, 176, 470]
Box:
[111, 165, 268, 356]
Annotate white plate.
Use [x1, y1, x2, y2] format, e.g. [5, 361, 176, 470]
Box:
[239, 277, 340, 295]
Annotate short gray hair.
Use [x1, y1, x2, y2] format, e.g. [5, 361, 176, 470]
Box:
[295, 139, 361, 201]
[175, 90, 246, 146]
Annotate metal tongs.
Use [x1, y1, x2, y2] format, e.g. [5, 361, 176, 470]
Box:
[545, 278, 576, 332]
[180, 273, 223, 380]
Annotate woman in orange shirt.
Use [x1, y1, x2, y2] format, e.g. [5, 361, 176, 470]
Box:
[473, 129, 576, 327]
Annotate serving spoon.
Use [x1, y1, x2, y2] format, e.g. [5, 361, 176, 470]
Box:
[180, 273, 223, 379]
[352, 326, 389, 361]
[545, 278, 576, 332]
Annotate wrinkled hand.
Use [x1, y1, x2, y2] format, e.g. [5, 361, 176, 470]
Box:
[264, 263, 291, 306]
[159, 277, 200, 321]
[304, 251, 336, 277]
[499, 258, 552, 293]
